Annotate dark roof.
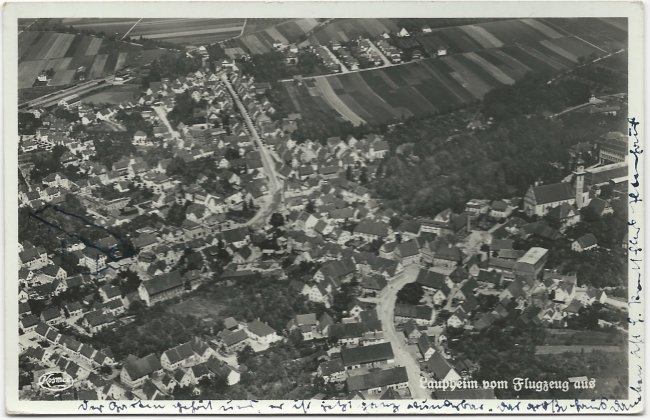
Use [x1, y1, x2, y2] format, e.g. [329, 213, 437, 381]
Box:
[530, 183, 575, 205]
[319, 358, 344, 376]
[329, 320, 381, 340]
[346, 366, 408, 391]
[397, 240, 420, 258]
[394, 304, 433, 320]
[354, 219, 389, 237]
[144, 271, 184, 296]
[587, 197, 608, 215]
[319, 258, 356, 281]
[246, 320, 276, 337]
[163, 342, 194, 365]
[221, 227, 249, 243]
[341, 342, 393, 367]
[426, 351, 454, 379]
[222, 329, 248, 346]
[123, 354, 162, 381]
[416, 269, 450, 293]
[477, 269, 502, 284]
[576, 233, 598, 249]
[417, 333, 434, 355]
[398, 220, 421, 235]
[41, 307, 62, 321]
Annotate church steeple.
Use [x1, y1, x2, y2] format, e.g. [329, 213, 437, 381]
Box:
[573, 155, 587, 209]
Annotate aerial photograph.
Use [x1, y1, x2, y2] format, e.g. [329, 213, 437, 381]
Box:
[16, 16, 630, 403]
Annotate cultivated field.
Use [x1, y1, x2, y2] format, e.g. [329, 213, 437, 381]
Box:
[17, 31, 163, 89]
[224, 18, 322, 54]
[129, 18, 245, 45]
[309, 18, 399, 44]
[283, 18, 626, 126]
[61, 18, 246, 45]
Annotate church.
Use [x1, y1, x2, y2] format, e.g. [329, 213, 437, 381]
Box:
[523, 162, 589, 217]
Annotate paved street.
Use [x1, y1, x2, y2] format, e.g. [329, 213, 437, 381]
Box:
[221, 74, 284, 229]
[153, 105, 181, 139]
[376, 265, 430, 399]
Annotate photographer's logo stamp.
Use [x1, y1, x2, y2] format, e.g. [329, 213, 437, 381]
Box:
[37, 371, 74, 392]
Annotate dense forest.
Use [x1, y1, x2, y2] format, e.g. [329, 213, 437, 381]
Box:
[371, 72, 627, 217]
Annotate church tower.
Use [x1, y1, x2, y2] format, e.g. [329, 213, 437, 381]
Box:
[573, 157, 587, 209]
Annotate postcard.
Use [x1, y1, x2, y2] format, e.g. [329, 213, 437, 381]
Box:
[3, 0, 644, 415]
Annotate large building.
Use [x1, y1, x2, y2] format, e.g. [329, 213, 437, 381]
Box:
[138, 271, 185, 306]
[513, 247, 549, 280]
[523, 162, 589, 217]
[346, 366, 408, 395]
[598, 132, 627, 164]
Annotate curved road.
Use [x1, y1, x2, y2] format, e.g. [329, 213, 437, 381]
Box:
[221, 73, 284, 229]
[376, 265, 430, 399]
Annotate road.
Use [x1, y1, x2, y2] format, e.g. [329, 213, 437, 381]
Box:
[153, 105, 181, 139]
[121, 18, 143, 40]
[20, 77, 115, 109]
[376, 265, 430, 399]
[367, 39, 392, 67]
[221, 73, 283, 228]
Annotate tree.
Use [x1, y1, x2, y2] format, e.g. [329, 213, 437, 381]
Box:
[167, 202, 187, 227]
[345, 166, 353, 181]
[18, 112, 41, 135]
[396, 282, 424, 305]
[237, 345, 255, 365]
[270, 212, 285, 228]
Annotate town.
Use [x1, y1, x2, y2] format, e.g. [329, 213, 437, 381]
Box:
[17, 18, 629, 402]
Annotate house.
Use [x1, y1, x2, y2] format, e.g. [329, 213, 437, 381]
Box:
[160, 338, 214, 371]
[78, 248, 108, 272]
[394, 304, 434, 326]
[547, 202, 580, 228]
[318, 358, 346, 383]
[83, 310, 116, 334]
[286, 313, 320, 341]
[314, 258, 356, 283]
[40, 307, 64, 325]
[416, 269, 451, 305]
[354, 219, 390, 241]
[417, 333, 436, 361]
[133, 130, 148, 144]
[432, 245, 463, 269]
[553, 281, 577, 304]
[341, 342, 394, 371]
[99, 284, 121, 303]
[426, 351, 461, 382]
[20, 314, 40, 332]
[19, 246, 48, 270]
[138, 271, 185, 306]
[489, 200, 512, 219]
[394, 239, 421, 266]
[572, 233, 598, 252]
[221, 329, 249, 352]
[206, 357, 241, 386]
[402, 320, 422, 344]
[328, 320, 381, 347]
[447, 309, 467, 329]
[346, 366, 408, 395]
[245, 320, 282, 346]
[120, 354, 163, 388]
